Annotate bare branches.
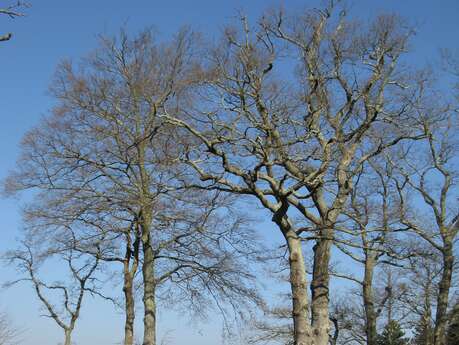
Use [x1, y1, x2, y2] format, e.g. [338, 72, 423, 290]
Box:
[3, 27, 261, 345]
[4, 242, 101, 345]
[2, 4, 457, 345]
[385, 79, 459, 345]
[158, 6, 425, 345]
[0, 1, 28, 42]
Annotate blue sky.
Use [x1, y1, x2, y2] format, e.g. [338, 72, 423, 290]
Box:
[1, 1, 458, 344]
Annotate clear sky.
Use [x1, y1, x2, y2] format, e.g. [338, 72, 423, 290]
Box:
[1, 1, 458, 344]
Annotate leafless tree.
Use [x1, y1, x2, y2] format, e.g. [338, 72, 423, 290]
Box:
[402, 251, 442, 345]
[331, 156, 413, 345]
[3, 29, 259, 345]
[161, 4, 424, 345]
[5, 243, 101, 345]
[392, 91, 459, 345]
[61, 222, 140, 345]
[0, 1, 28, 42]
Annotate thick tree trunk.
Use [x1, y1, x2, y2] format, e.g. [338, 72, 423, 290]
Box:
[362, 255, 377, 345]
[311, 230, 332, 345]
[433, 246, 454, 345]
[142, 229, 156, 345]
[64, 329, 72, 345]
[285, 232, 312, 345]
[137, 141, 156, 345]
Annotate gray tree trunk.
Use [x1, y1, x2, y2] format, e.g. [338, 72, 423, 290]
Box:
[434, 245, 454, 345]
[123, 270, 135, 345]
[285, 233, 312, 345]
[311, 231, 332, 345]
[123, 234, 139, 345]
[64, 329, 72, 345]
[137, 138, 157, 345]
[142, 229, 156, 345]
[363, 255, 377, 345]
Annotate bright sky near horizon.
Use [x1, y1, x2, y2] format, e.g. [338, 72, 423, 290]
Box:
[0, 1, 458, 344]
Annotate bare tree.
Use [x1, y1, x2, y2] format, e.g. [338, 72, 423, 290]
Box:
[63, 223, 140, 345]
[0, 1, 28, 42]
[393, 102, 459, 345]
[161, 4, 423, 345]
[5, 244, 101, 345]
[3, 29, 259, 345]
[403, 252, 442, 345]
[332, 156, 413, 345]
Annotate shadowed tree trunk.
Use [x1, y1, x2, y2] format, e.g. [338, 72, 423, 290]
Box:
[123, 233, 140, 345]
[142, 227, 157, 345]
[311, 233, 332, 345]
[434, 246, 454, 345]
[123, 271, 136, 345]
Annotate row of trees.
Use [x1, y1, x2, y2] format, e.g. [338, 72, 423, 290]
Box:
[1, 2, 458, 345]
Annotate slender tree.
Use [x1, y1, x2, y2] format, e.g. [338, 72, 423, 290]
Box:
[5, 244, 101, 345]
[401, 251, 441, 345]
[393, 95, 459, 345]
[335, 157, 408, 345]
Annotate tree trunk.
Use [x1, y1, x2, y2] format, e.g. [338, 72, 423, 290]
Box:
[434, 246, 454, 345]
[123, 269, 136, 345]
[137, 140, 156, 345]
[311, 230, 332, 345]
[362, 255, 377, 345]
[64, 329, 72, 345]
[285, 232, 312, 345]
[142, 229, 156, 345]
[421, 275, 434, 345]
[123, 234, 139, 345]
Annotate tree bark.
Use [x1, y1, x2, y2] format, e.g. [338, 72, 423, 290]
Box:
[434, 245, 454, 345]
[362, 255, 377, 345]
[123, 268, 136, 345]
[285, 232, 312, 345]
[142, 228, 156, 345]
[137, 133, 157, 345]
[123, 233, 139, 345]
[311, 230, 332, 345]
[64, 329, 72, 345]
